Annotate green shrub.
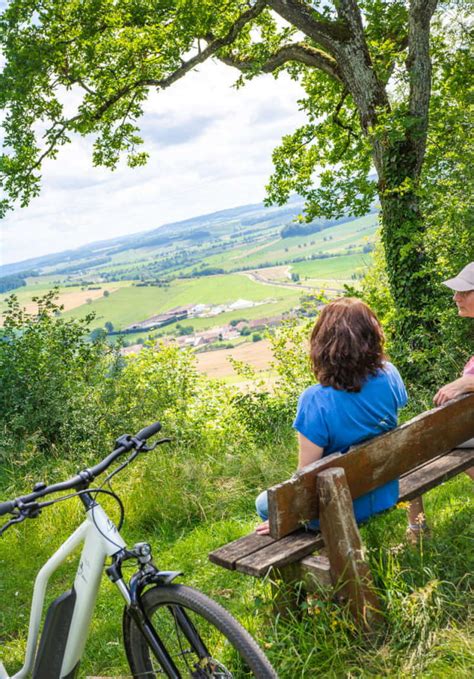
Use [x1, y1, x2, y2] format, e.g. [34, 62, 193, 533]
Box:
[0, 291, 112, 462]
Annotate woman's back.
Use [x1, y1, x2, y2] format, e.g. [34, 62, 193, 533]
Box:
[294, 362, 407, 456]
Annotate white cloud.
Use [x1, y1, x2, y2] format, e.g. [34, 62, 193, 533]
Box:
[1, 59, 306, 266]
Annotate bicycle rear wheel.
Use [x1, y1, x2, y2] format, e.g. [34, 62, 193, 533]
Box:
[123, 583, 277, 678]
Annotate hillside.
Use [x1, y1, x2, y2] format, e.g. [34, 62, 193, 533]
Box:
[1, 198, 378, 363]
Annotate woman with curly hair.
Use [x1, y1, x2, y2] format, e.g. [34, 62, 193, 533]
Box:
[256, 297, 408, 534]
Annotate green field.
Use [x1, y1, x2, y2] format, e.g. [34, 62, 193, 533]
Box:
[61, 274, 300, 330]
[192, 213, 378, 272]
[290, 252, 372, 279]
[0, 279, 130, 316]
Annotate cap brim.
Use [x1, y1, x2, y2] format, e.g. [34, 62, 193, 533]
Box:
[442, 276, 474, 291]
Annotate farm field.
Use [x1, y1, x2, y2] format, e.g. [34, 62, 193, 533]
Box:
[61, 273, 301, 330]
[0, 279, 130, 319]
[194, 213, 377, 272]
[196, 339, 274, 378]
[2, 206, 378, 339]
[290, 252, 372, 279]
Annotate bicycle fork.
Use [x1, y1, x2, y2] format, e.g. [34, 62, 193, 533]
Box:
[108, 542, 187, 679]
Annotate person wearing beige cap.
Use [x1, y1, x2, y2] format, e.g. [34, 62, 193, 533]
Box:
[433, 262, 474, 404]
[407, 262, 474, 541]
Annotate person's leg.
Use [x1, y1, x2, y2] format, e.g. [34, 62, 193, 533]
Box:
[255, 490, 269, 521]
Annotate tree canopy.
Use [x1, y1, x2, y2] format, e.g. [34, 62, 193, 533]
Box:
[1, 1, 472, 372]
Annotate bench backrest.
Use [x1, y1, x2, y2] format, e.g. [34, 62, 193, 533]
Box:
[268, 393, 474, 538]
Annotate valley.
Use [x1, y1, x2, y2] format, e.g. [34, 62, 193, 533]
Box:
[1, 198, 377, 377]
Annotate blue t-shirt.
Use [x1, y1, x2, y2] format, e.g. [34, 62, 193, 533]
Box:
[293, 362, 408, 520]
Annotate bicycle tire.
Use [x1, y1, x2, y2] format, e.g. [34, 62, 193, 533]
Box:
[123, 583, 278, 678]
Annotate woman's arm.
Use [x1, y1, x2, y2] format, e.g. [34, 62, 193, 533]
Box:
[298, 433, 324, 469]
[434, 375, 474, 406]
[256, 434, 324, 536]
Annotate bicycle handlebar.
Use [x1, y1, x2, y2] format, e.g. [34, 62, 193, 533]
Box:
[0, 421, 163, 517]
[135, 421, 162, 441]
[0, 500, 16, 516]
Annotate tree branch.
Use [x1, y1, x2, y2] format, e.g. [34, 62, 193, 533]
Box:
[332, 90, 356, 138]
[267, 0, 350, 54]
[216, 42, 342, 82]
[88, 0, 269, 121]
[18, 115, 81, 183]
[405, 0, 438, 174]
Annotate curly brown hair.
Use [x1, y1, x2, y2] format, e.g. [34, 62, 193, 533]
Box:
[309, 297, 386, 392]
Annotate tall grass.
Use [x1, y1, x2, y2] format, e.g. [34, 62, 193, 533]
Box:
[0, 451, 472, 677]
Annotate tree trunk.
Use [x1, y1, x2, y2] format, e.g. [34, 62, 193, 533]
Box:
[377, 138, 440, 372]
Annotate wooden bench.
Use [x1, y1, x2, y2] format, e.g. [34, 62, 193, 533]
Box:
[209, 394, 474, 627]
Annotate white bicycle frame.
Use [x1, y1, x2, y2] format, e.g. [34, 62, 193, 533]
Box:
[0, 502, 128, 679]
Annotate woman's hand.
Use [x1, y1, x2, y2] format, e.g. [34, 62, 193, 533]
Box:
[434, 375, 474, 406]
[256, 520, 270, 535]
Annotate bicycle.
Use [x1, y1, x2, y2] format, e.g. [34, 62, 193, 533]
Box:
[0, 422, 277, 679]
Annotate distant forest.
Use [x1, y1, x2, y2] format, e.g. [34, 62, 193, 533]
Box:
[0, 274, 27, 293]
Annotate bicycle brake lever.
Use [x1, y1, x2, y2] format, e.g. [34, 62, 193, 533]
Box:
[142, 437, 172, 452]
[0, 512, 27, 537]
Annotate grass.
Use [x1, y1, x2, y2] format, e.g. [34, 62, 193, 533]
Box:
[0, 447, 472, 678]
[0, 278, 130, 316]
[291, 252, 373, 279]
[198, 213, 378, 271]
[60, 274, 300, 330]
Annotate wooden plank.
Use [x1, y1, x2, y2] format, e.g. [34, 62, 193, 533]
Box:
[300, 554, 333, 589]
[208, 532, 274, 570]
[399, 447, 474, 501]
[235, 530, 324, 577]
[268, 393, 474, 538]
[318, 468, 382, 629]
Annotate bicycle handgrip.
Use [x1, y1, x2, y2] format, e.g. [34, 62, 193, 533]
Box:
[135, 421, 162, 441]
[0, 500, 16, 517]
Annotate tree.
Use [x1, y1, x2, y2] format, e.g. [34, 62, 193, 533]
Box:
[0, 1, 470, 370]
[103, 289, 110, 297]
[90, 327, 107, 341]
[104, 321, 114, 333]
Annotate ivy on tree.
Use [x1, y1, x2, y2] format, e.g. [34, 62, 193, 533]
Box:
[1, 1, 471, 373]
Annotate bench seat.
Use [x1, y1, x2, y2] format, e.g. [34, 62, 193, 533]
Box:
[209, 446, 474, 577]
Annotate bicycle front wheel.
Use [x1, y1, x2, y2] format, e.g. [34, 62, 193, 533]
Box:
[123, 583, 277, 678]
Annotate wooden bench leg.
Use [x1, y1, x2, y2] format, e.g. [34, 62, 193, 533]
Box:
[270, 563, 307, 621]
[270, 557, 332, 621]
[318, 468, 383, 629]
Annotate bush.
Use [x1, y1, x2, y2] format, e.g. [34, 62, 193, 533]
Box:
[0, 291, 113, 461]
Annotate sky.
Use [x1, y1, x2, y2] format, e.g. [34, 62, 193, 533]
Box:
[0, 58, 307, 266]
